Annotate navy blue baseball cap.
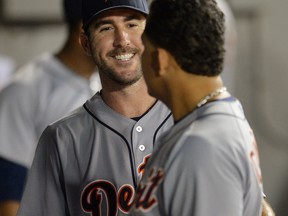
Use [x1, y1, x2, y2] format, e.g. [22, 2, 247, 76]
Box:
[82, 0, 149, 31]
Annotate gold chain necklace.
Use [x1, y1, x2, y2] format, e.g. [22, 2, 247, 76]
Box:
[196, 86, 227, 108]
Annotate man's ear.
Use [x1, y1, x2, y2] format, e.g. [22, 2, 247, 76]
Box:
[79, 32, 92, 56]
[156, 48, 170, 76]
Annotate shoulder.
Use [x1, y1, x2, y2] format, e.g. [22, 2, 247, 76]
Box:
[46, 105, 90, 133]
[0, 79, 37, 112]
[174, 135, 217, 163]
[0, 54, 54, 95]
[13, 53, 54, 81]
[0, 56, 56, 107]
[38, 106, 90, 149]
[166, 127, 243, 173]
[2, 54, 77, 100]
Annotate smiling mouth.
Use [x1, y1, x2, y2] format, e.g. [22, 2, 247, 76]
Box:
[114, 53, 135, 61]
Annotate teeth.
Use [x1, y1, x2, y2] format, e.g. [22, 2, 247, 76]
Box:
[115, 53, 134, 61]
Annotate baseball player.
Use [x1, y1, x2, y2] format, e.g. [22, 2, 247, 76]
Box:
[0, 0, 101, 215]
[129, 0, 263, 215]
[16, 0, 173, 215]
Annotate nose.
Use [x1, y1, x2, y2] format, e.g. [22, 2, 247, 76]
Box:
[113, 29, 130, 47]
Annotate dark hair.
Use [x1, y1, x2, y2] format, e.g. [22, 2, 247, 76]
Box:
[145, 0, 225, 76]
[63, 0, 82, 30]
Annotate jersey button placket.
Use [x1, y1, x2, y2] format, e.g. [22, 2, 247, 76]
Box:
[135, 126, 145, 152]
[139, 145, 145, 151]
[136, 126, 143, 133]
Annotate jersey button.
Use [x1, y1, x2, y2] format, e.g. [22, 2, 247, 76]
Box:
[139, 145, 146, 151]
[136, 126, 143, 132]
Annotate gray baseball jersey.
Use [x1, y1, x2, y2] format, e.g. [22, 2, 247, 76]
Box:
[0, 53, 101, 167]
[17, 94, 173, 216]
[130, 98, 263, 216]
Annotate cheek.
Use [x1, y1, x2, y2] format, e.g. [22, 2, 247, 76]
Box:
[132, 31, 145, 53]
[90, 37, 109, 59]
[138, 39, 145, 54]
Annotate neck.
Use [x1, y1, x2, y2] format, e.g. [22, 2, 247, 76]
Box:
[55, 29, 96, 80]
[100, 78, 156, 118]
[196, 86, 227, 108]
[168, 75, 229, 121]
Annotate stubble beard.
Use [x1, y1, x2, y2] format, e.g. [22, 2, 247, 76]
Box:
[95, 52, 143, 86]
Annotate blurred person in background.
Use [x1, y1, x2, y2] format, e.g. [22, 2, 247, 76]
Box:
[0, 0, 101, 215]
[0, 54, 15, 91]
[0, 2, 16, 92]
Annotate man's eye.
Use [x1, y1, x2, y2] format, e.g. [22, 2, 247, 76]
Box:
[127, 23, 138, 28]
[100, 26, 113, 32]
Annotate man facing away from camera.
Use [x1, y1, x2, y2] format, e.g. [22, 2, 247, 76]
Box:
[129, 0, 272, 215]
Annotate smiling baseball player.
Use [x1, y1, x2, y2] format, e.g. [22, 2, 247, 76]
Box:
[16, 0, 173, 215]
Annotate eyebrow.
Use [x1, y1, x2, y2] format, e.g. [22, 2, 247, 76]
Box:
[124, 14, 143, 22]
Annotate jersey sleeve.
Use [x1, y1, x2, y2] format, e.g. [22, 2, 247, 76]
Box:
[161, 135, 248, 216]
[17, 126, 67, 216]
[0, 82, 38, 167]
